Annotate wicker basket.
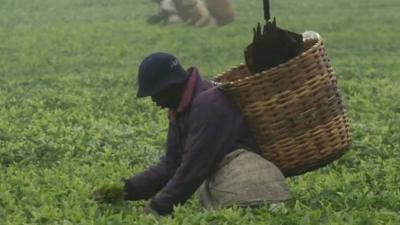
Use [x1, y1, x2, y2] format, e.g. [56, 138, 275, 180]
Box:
[214, 39, 351, 177]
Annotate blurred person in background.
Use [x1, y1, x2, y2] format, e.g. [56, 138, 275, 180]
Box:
[148, 0, 235, 27]
[92, 52, 291, 216]
[147, 0, 183, 25]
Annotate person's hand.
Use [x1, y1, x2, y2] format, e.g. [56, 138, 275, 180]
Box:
[143, 204, 161, 217]
[91, 183, 125, 204]
[143, 206, 152, 215]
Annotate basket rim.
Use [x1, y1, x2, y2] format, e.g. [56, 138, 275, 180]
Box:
[217, 39, 323, 87]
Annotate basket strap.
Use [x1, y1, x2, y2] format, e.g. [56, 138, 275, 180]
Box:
[210, 80, 229, 89]
[210, 80, 222, 86]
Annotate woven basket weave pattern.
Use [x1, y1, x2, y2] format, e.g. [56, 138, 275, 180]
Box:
[215, 40, 351, 177]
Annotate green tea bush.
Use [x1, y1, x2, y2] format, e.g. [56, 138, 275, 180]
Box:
[1, 0, 399, 224]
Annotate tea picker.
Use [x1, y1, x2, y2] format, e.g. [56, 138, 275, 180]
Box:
[92, 50, 292, 215]
[91, 0, 352, 215]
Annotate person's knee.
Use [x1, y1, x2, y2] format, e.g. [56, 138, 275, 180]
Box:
[174, 0, 212, 27]
[205, 0, 235, 26]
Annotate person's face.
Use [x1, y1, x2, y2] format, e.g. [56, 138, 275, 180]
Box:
[151, 82, 185, 109]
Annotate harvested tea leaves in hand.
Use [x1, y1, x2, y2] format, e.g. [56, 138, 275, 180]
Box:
[91, 183, 125, 204]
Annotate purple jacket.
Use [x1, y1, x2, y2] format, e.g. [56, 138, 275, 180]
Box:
[125, 68, 259, 215]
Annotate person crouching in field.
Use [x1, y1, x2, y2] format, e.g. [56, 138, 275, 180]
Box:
[148, 0, 235, 27]
[93, 53, 291, 216]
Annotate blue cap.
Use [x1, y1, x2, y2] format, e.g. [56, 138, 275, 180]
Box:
[137, 52, 188, 98]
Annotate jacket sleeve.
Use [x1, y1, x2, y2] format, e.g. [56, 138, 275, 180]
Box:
[124, 123, 181, 201]
[149, 93, 239, 215]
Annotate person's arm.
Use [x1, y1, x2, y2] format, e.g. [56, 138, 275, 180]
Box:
[124, 124, 181, 201]
[149, 93, 240, 215]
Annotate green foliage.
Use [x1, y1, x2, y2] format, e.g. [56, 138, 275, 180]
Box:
[1, 0, 399, 224]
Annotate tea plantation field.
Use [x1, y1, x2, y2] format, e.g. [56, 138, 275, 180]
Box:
[0, 0, 399, 224]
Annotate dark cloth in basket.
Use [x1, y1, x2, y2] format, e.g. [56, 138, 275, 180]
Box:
[124, 68, 259, 215]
